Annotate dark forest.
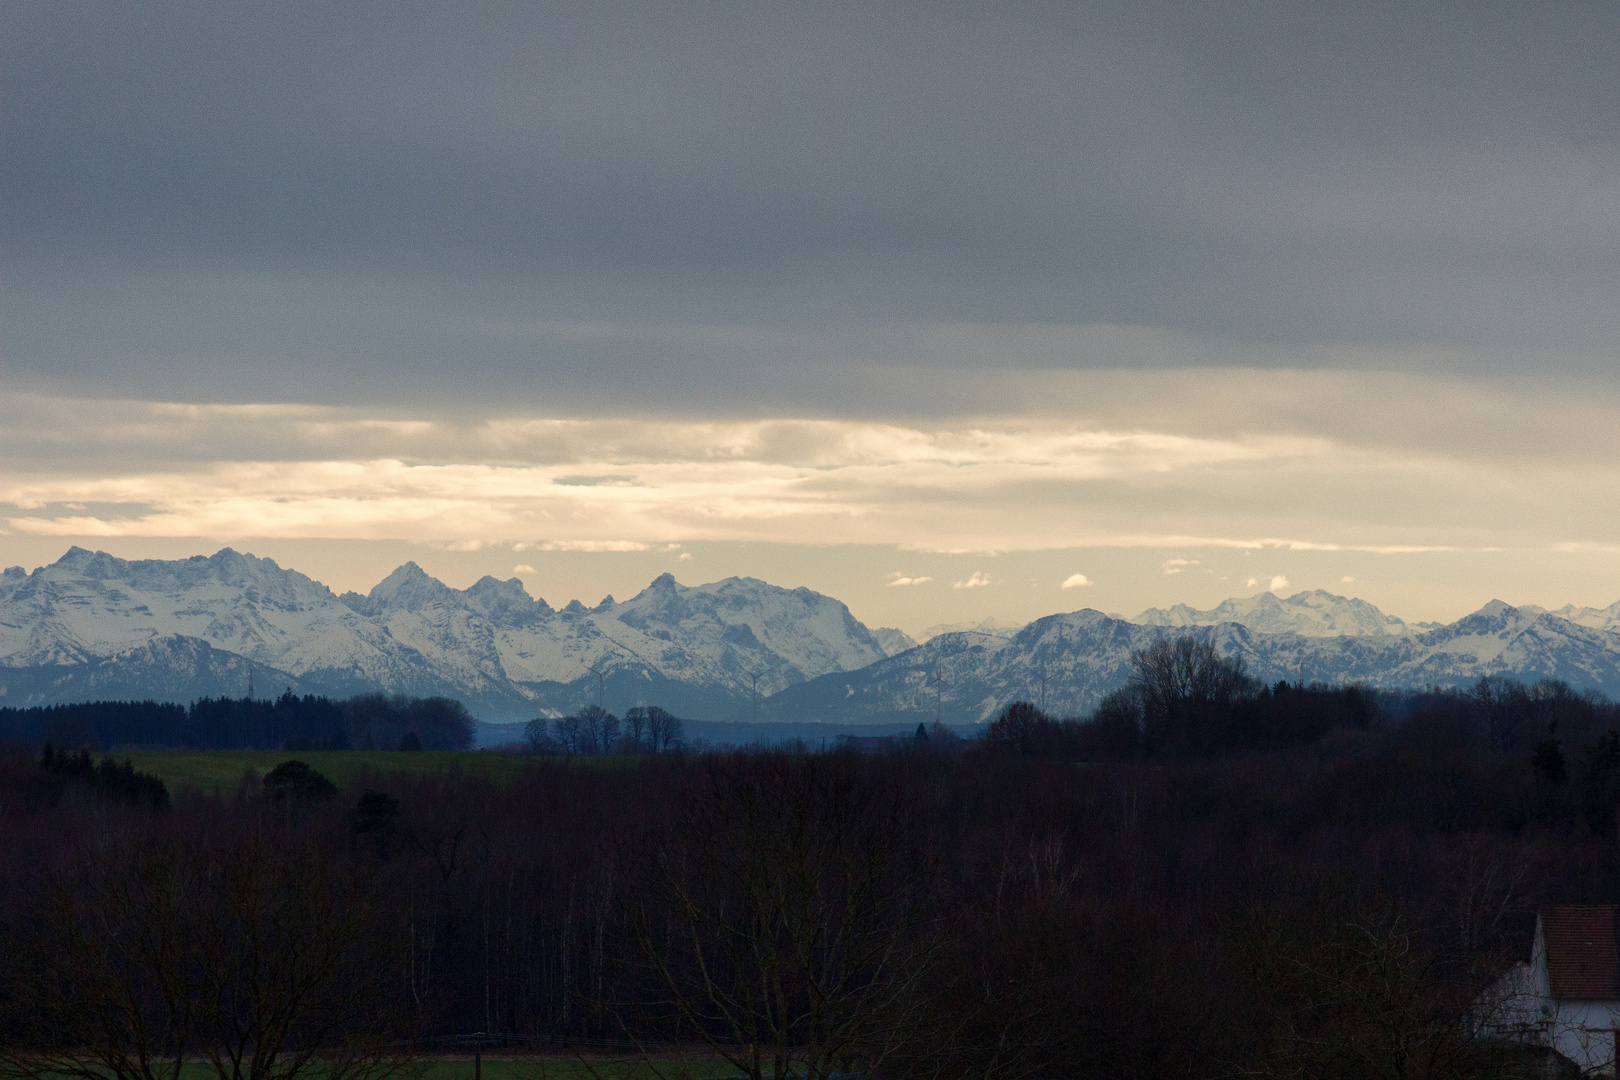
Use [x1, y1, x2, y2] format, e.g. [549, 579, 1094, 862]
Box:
[0, 693, 476, 753]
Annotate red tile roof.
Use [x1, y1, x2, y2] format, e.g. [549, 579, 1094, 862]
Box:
[1544, 906, 1620, 1000]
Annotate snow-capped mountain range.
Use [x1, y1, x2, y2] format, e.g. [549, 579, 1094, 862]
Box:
[1, 548, 1617, 723]
[771, 601, 1620, 724]
[1128, 590, 1418, 636]
[1521, 601, 1620, 634]
[0, 548, 893, 719]
[925, 591, 1433, 642]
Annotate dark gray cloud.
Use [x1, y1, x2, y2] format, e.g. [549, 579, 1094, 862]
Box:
[4, 0, 1617, 409]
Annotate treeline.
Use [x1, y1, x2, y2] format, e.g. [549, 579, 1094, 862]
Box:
[40, 745, 170, 809]
[520, 704, 686, 755]
[4, 701, 1616, 1080]
[983, 636, 1619, 764]
[0, 692, 474, 751]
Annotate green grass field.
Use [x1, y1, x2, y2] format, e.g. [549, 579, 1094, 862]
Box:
[118, 749, 558, 793]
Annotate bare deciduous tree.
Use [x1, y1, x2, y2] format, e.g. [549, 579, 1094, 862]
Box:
[1130, 635, 1258, 756]
[1235, 899, 1537, 1080]
[624, 755, 942, 1080]
[4, 827, 199, 1080]
[190, 829, 406, 1080]
[2, 821, 411, 1080]
[644, 707, 683, 753]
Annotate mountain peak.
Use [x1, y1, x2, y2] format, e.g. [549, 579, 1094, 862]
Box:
[463, 575, 550, 619]
[364, 561, 455, 611]
[203, 546, 284, 573]
[872, 627, 919, 656]
[1528, 599, 1620, 633]
[624, 572, 686, 608]
[919, 617, 1026, 642]
[53, 546, 98, 570]
[1132, 589, 1407, 637]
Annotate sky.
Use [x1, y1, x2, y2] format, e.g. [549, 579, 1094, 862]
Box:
[2, 1, 1617, 635]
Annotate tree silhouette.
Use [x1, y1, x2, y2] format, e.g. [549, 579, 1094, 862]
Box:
[1129, 636, 1258, 756]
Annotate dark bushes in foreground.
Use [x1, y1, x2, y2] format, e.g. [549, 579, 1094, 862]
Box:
[40, 744, 170, 808]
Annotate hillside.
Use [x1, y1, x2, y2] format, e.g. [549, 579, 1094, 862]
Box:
[767, 602, 1620, 724]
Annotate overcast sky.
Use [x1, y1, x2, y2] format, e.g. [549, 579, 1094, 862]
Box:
[3, 1, 1617, 630]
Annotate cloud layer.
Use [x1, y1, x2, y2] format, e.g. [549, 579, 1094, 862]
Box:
[4, 2, 1617, 413]
[2, 3, 1616, 621]
[4, 375, 1616, 559]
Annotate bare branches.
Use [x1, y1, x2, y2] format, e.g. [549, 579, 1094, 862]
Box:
[621, 755, 944, 1080]
[1, 814, 412, 1080]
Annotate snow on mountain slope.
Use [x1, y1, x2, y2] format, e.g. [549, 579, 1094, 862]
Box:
[0, 549, 891, 717]
[334, 562, 538, 705]
[337, 567, 889, 701]
[769, 602, 1620, 724]
[1131, 590, 1410, 636]
[872, 627, 920, 656]
[0, 547, 390, 674]
[767, 617, 1144, 725]
[600, 573, 889, 690]
[1521, 600, 1620, 633]
[6, 549, 1617, 723]
[0, 636, 311, 709]
[1393, 601, 1620, 689]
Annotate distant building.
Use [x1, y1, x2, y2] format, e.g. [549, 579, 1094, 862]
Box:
[1486, 906, 1620, 1074]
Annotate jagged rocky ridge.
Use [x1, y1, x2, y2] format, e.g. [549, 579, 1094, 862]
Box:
[2, 549, 1618, 724]
[1521, 600, 1620, 634]
[1129, 589, 1416, 636]
[0, 548, 893, 719]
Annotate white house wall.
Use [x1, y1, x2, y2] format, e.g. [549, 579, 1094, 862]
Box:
[1482, 918, 1620, 1075]
[1547, 1001, 1620, 1075]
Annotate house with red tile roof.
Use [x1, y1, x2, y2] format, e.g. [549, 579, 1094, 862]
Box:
[1486, 906, 1620, 1074]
